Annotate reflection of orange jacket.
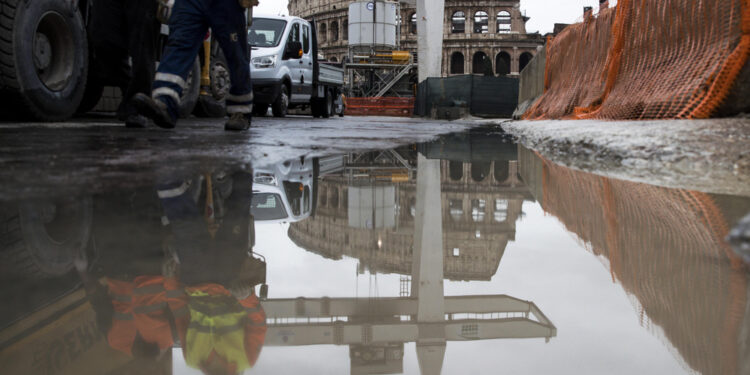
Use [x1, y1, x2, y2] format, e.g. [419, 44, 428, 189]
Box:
[184, 284, 267, 371]
[107, 276, 189, 355]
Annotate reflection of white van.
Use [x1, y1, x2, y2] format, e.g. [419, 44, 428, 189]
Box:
[251, 159, 314, 223]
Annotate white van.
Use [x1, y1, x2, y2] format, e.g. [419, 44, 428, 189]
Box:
[249, 15, 345, 118]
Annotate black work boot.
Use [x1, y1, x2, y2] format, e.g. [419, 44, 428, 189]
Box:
[125, 114, 149, 128]
[131, 93, 176, 129]
[117, 101, 148, 128]
[225, 112, 251, 131]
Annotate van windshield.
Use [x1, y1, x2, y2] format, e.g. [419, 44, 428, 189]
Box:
[249, 18, 287, 47]
[251, 193, 288, 220]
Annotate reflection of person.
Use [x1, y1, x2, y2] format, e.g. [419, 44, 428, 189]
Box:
[183, 281, 266, 374]
[75, 191, 188, 359]
[158, 171, 267, 374]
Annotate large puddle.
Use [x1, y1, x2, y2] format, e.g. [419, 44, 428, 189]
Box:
[0, 128, 748, 375]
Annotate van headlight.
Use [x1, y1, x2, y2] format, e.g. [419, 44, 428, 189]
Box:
[252, 55, 276, 69]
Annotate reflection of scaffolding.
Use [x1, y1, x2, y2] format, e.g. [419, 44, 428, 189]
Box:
[263, 295, 556, 373]
[346, 52, 417, 98]
[345, 149, 417, 182]
[399, 276, 410, 297]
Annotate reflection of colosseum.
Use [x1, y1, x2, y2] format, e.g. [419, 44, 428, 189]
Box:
[288, 0, 545, 76]
[288, 159, 532, 281]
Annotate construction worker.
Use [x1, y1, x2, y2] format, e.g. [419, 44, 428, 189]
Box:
[89, 0, 159, 128]
[133, 0, 259, 131]
[75, 191, 189, 358]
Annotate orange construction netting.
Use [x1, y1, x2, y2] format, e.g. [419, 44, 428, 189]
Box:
[537, 152, 748, 375]
[525, 0, 750, 120]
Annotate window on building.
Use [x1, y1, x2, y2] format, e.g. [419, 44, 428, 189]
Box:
[449, 199, 464, 222]
[497, 11, 511, 33]
[343, 19, 348, 40]
[494, 199, 508, 222]
[331, 21, 339, 42]
[449, 161, 463, 180]
[473, 11, 488, 34]
[471, 162, 491, 182]
[472, 51, 489, 75]
[451, 11, 465, 33]
[495, 51, 511, 76]
[471, 199, 486, 222]
[450, 52, 464, 74]
[519, 52, 534, 72]
[410, 13, 417, 34]
[494, 160, 510, 182]
[319, 22, 327, 43]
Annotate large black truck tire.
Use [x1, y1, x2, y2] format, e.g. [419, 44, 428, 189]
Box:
[194, 49, 228, 118]
[0, 0, 88, 121]
[0, 198, 92, 280]
[178, 57, 200, 118]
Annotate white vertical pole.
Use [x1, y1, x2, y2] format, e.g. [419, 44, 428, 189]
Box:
[417, 0, 445, 82]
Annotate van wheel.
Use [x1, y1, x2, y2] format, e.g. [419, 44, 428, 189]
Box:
[272, 86, 289, 117]
[323, 90, 332, 118]
[0, 0, 88, 121]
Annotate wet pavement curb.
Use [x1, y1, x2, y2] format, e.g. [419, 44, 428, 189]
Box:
[499, 118, 750, 197]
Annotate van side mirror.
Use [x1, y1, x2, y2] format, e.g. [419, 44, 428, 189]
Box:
[283, 41, 303, 60]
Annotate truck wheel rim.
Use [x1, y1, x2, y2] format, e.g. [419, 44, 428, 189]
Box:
[210, 61, 229, 100]
[33, 12, 74, 92]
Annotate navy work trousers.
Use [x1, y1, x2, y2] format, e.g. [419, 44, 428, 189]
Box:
[153, 0, 253, 119]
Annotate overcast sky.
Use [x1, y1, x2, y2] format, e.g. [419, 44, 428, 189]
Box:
[255, 0, 607, 34]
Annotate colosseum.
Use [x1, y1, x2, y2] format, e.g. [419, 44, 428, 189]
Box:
[288, 0, 546, 76]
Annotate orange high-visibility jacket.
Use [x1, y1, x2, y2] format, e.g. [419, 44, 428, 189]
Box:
[106, 275, 189, 355]
[184, 284, 267, 371]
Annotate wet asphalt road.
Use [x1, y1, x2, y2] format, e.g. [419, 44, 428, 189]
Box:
[0, 115, 473, 200]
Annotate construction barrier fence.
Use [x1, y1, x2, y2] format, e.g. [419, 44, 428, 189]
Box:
[414, 75, 519, 118]
[533, 149, 749, 375]
[525, 0, 750, 120]
[344, 97, 415, 117]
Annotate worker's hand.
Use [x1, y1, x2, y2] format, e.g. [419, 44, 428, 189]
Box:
[238, 0, 259, 8]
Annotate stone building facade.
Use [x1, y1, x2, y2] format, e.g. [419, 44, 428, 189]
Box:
[288, 159, 531, 281]
[287, 0, 545, 76]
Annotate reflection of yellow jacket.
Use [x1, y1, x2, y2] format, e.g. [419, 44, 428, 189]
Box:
[184, 285, 266, 373]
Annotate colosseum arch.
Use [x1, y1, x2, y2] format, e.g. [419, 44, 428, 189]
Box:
[343, 18, 348, 40]
[331, 21, 339, 42]
[472, 51, 489, 74]
[495, 51, 511, 76]
[494, 161, 510, 183]
[497, 11, 511, 33]
[450, 52, 464, 74]
[319, 22, 327, 43]
[473, 11, 489, 34]
[410, 13, 417, 34]
[519, 52, 534, 72]
[451, 11, 466, 33]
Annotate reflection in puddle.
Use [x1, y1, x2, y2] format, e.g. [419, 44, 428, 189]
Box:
[0, 129, 748, 375]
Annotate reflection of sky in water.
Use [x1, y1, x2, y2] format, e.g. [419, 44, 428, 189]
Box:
[243, 202, 688, 375]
